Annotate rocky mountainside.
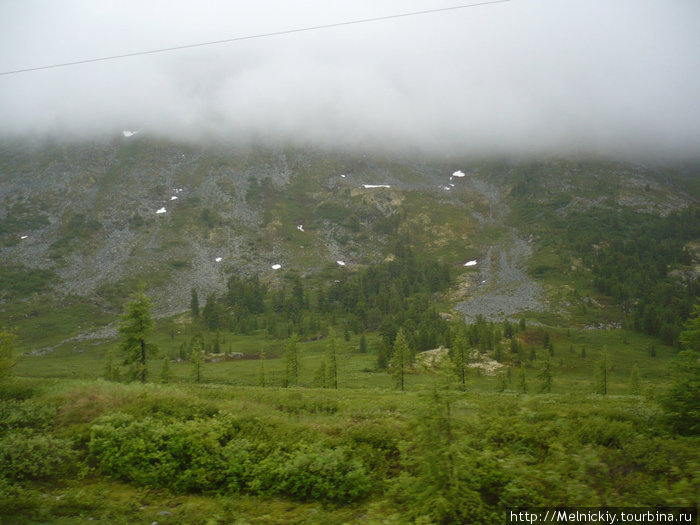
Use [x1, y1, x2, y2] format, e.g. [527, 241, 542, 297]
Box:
[1, 134, 697, 346]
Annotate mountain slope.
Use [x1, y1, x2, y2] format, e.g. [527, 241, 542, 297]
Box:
[0, 135, 697, 349]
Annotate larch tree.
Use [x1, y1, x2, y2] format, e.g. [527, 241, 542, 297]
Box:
[327, 335, 338, 389]
[118, 286, 155, 383]
[538, 356, 553, 393]
[390, 328, 411, 391]
[451, 326, 470, 391]
[662, 303, 700, 435]
[284, 334, 299, 387]
[595, 346, 609, 395]
[0, 328, 18, 381]
[190, 338, 204, 383]
[258, 349, 266, 388]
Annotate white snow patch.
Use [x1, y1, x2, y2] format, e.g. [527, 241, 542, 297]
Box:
[336, 260, 346, 266]
[464, 260, 477, 267]
[215, 257, 222, 262]
[20, 235, 28, 239]
[362, 184, 391, 189]
[481, 280, 486, 283]
[156, 207, 167, 214]
[122, 130, 139, 137]
[297, 225, 304, 232]
[170, 196, 178, 201]
[442, 186, 451, 191]
[271, 264, 281, 270]
[450, 183, 455, 187]
[452, 170, 465, 177]
[340, 174, 346, 178]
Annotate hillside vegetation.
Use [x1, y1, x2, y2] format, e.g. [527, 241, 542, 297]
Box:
[1, 137, 698, 523]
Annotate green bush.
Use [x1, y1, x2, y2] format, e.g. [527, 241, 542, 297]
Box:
[253, 445, 370, 503]
[88, 413, 370, 502]
[0, 400, 57, 435]
[0, 432, 77, 482]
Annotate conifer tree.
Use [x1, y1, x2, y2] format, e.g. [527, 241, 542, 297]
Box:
[284, 335, 299, 387]
[119, 286, 155, 383]
[518, 368, 527, 394]
[103, 348, 121, 382]
[497, 371, 508, 392]
[661, 303, 700, 435]
[452, 327, 470, 390]
[359, 333, 367, 353]
[313, 358, 327, 388]
[190, 338, 204, 383]
[0, 328, 17, 380]
[629, 364, 640, 395]
[160, 356, 170, 383]
[327, 335, 338, 389]
[538, 356, 553, 393]
[258, 349, 266, 387]
[390, 329, 410, 391]
[596, 346, 609, 395]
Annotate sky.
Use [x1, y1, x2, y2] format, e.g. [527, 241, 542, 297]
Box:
[1, 0, 699, 159]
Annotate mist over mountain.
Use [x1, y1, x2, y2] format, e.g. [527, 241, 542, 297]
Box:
[1, 0, 699, 159]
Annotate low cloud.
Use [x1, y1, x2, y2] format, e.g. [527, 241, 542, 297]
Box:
[1, 0, 698, 159]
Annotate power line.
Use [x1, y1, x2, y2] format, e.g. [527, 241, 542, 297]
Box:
[0, 0, 511, 77]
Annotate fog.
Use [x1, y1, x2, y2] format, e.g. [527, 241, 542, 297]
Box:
[1, 0, 698, 159]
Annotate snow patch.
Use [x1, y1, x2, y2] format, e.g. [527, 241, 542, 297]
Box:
[170, 196, 178, 201]
[271, 264, 281, 270]
[340, 174, 346, 178]
[362, 184, 391, 189]
[464, 260, 477, 267]
[122, 130, 139, 137]
[297, 225, 304, 232]
[20, 235, 28, 240]
[215, 257, 222, 262]
[452, 170, 465, 177]
[156, 207, 167, 214]
[336, 260, 346, 266]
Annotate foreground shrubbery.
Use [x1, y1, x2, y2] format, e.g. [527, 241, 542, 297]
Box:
[89, 412, 370, 502]
[1, 380, 698, 523]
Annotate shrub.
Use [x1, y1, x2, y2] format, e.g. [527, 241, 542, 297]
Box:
[0, 400, 57, 435]
[0, 432, 77, 482]
[253, 445, 370, 503]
